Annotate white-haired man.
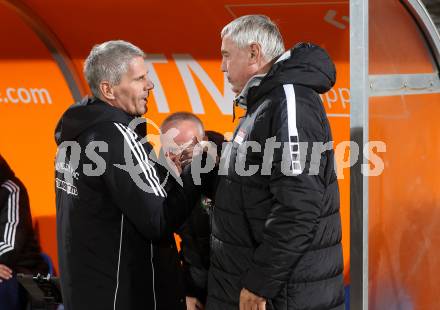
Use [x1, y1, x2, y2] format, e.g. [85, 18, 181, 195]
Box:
[54, 40, 200, 310]
[207, 15, 345, 310]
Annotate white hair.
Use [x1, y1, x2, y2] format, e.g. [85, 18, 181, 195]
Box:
[83, 40, 145, 98]
[221, 15, 285, 61]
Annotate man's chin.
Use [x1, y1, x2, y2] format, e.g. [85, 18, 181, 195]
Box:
[232, 86, 241, 95]
[139, 104, 148, 116]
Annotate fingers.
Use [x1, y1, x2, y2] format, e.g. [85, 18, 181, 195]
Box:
[0, 264, 13, 281]
[195, 299, 204, 310]
[191, 136, 199, 145]
[179, 142, 207, 167]
[179, 150, 193, 163]
[239, 289, 247, 310]
[179, 149, 196, 168]
[173, 136, 212, 170]
[186, 297, 204, 310]
[186, 297, 196, 310]
[165, 151, 183, 174]
[240, 288, 266, 310]
[241, 302, 265, 310]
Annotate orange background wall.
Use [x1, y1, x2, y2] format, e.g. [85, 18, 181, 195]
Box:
[368, 0, 440, 308]
[0, 0, 350, 282]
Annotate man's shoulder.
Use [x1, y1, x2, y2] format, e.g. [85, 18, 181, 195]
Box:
[80, 121, 130, 143]
[79, 121, 154, 160]
[265, 83, 321, 115]
[0, 177, 25, 194]
[267, 83, 314, 99]
[0, 177, 27, 210]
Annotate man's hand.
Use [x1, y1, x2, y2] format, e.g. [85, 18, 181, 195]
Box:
[0, 264, 13, 282]
[240, 288, 266, 310]
[186, 296, 204, 310]
[164, 137, 200, 175]
[166, 151, 183, 175]
[179, 137, 202, 168]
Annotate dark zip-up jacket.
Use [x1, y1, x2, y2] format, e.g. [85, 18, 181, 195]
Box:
[0, 156, 48, 275]
[54, 98, 200, 310]
[206, 43, 345, 310]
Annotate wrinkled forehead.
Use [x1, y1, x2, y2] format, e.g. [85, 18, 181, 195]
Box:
[123, 56, 148, 77]
[128, 57, 149, 72]
[221, 36, 235, 50]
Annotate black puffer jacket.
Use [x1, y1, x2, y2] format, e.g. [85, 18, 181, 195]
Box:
[207, 43, 344, 310]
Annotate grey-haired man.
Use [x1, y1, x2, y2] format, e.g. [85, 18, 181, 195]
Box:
[208, 15, 345, 310]
[55, 40, 200, 310]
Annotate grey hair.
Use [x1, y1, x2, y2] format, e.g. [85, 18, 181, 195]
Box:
[161, 112, 205, 136]
[83, 40, 146, 98]
[221, 15, 285, 61]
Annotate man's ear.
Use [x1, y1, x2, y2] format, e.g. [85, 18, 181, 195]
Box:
[249, 42, 262, 65]
[99, 81, 115, 101]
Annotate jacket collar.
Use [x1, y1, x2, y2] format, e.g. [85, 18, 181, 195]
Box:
[233, 74, 267, 110]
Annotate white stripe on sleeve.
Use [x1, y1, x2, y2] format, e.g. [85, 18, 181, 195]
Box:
[0, 180, 20, 255]
[283, 84, 303, 175]
[114, 123, 164, 197]
[121, 125, 166, 197]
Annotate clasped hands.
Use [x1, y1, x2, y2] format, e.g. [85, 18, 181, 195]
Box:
[165, 137, 212, 175]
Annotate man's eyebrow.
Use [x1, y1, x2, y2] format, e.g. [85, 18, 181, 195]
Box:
[134, 74, 146, 80]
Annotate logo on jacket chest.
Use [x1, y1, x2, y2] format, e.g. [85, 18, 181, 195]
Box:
[234, 129, 247, 145]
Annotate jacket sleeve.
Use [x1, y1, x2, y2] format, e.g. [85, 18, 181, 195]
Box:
[178, 200, 211, 303]
[242, 85, 326, 298]
[98, 123, 201, 241]
[0, 180, 29, 267]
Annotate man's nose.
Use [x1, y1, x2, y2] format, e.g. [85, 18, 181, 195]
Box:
[146, 77, 154, 90]
[220, 59, 227, 72]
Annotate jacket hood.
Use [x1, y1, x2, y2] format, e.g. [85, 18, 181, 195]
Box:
[0, 154, 14, 183]
[242, 42, 336, 107]
[54, 96, 135, 145]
